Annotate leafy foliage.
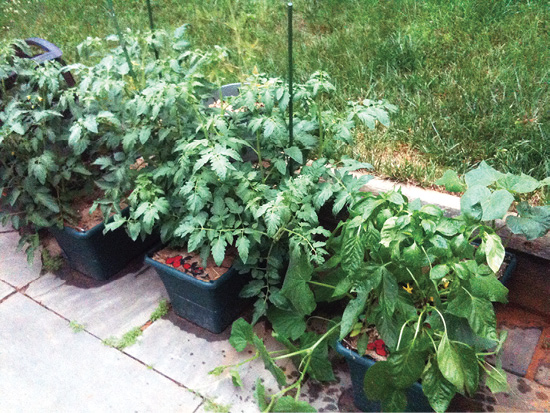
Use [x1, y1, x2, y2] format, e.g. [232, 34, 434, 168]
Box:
[436, 161, 550, 241]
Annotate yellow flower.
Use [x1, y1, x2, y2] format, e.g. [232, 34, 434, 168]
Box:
[26, 95, 31, 100]
[403, 283, 413, 294]
[38, 97, 43, 102]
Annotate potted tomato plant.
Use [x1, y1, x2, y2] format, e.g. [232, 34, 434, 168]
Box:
[0, 27, 217, 279]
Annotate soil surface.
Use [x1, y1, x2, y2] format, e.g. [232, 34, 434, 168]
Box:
[66, 194, 126, 232]
[152, 246, 234, 282]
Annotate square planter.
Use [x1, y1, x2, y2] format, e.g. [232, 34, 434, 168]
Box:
[335, 341, 432, 412]
[50, 209, 158, 280]
[145, 247, 251, 333]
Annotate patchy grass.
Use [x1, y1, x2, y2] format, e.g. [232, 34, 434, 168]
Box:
[1, 0, 549, 183]
[150, 299, 169, 322]
[41, 249, 64, 273]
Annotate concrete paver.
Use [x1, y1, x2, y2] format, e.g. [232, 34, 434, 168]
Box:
[0, 293, 202, 413]
[126, 313, 295, 412]
[501, 327, 542, 376]
[0, 232, 42, 288]
[25, 262, 169, 339]
[0, 280, 15, 300]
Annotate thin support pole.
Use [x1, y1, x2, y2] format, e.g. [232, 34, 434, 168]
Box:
[105, 0, 138, 82]
[287, 2, 294, 175]
[146, 0, 160, 60]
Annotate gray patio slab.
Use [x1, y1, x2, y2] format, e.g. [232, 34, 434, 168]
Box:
[25, 262, 169, 339]
[501, 327, 542, 376]
[0, 280, 15, 301]
[126, 313, 298, 413]
[0, 293, 202, 413]
[0, 231, 42, 288]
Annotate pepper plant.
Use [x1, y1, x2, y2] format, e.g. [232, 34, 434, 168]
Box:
[216, 189, 510, 412]
[436, 161, 550, 241]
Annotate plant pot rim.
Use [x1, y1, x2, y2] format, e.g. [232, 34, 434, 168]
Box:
[51, 206, 130, 240]
[335, 341, 424, 390]
[144, 245, 239, 290]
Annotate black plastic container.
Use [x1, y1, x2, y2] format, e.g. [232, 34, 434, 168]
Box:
[335, 342, 432, 412]
[50, 212, 158, 280]
[145, 248, 251, 333]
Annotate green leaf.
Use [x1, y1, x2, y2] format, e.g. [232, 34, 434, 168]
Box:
[11, 122, 25, 135]
[482, 232, 505, 273]
[254, 378, 269, 411]
[469, 273, 508, 304]
[448, 291, 498, 341]
[230, 369, 243, 387]
[299, 332, 335, 381]
[379, 267, 398, 314]
[506, 202, 550, 241]
[422, 359, 457, 413]
[382, 389, 407, 413]
[340, 291, 368, 340]
[212, 236, 226, 266]
[272, 396, 316, 412]
[83, 115, 98, 133]
[236, 235, 250, 263]
[68, 124, 82, 146]
[464, 161, 503, 188]
[485, 366, 509, 393]
[436, 170, 466, 192]
[253, 335, 287, 387]
[389, 347, 426, 389]
[240, 280, 265, 298]
[280, 253, 316, 316]
[229, 318, 254, 352]
[481, 190, 514, 221]
[267, 307, 306, 340]
[284, 146, 304, 164]
[437, 335, 479, 395]
[139, 127, 152, 144]
[341, 227, 364, 274]
[461, 186, 491, 220]
[363, 360, 393, 401]
[35, 192, 59, 213]
[430, 264, 449, 280]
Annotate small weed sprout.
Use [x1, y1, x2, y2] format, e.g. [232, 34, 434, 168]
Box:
[41, 249, 64, 273]
[69, 320, 85, 333]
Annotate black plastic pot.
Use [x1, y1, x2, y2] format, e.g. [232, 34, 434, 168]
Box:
[49, 210, 158, 280]
[335, 342, 432, 412]
[145, 247, 251, 333]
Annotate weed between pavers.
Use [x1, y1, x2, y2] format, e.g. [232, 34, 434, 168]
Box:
[102, 300, 169, 350]
[149, 299, 169, 322]
[103, 327, 142, 350]
[69, 320, 85, 333]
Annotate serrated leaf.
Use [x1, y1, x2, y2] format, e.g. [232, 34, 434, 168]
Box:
[236, 235, 250, 263]
[280, 253, 316, 316]
[230, 370, 243, 387]
[83, 116, 98, 133]
[212, 236, 226, 266]
[267, 307, 306, 340]
[340, 291, 368, 340]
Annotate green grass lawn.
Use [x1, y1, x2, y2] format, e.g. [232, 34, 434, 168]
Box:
[2, 0, 549, 185]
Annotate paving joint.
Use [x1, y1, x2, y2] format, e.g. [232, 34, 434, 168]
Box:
[15, 287, 209, 403]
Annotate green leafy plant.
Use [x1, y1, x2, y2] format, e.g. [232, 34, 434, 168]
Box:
[218, 190, 510, 412]
[0, 27, 221, 259]
[436, 161, 550, 241]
